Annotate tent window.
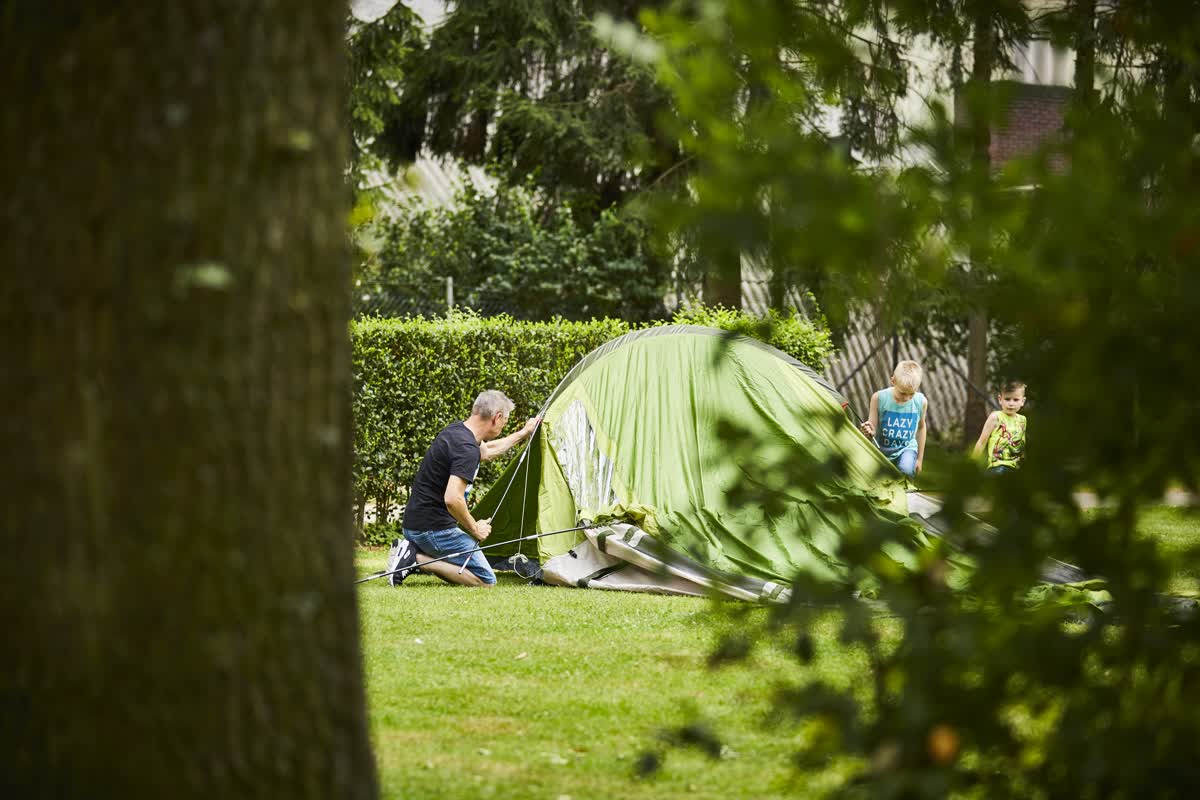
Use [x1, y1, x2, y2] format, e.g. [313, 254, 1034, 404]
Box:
[553, 399, 617, 513]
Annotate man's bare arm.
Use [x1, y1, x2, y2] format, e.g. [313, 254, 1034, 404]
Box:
[443, 475, 488, 540]
[480, 417, 538, 461]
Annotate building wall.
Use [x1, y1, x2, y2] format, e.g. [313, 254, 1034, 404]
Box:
[990, 81, 1073, 168]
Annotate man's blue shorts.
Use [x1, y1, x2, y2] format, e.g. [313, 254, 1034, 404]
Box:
[403, 526, 497, 585]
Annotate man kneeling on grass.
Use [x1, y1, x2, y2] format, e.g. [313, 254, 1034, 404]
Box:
[387, 390, 537, 587]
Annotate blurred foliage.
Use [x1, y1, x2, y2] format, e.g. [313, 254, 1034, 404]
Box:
[623, 1, 1200, 796]
[631, 0, 940, 331]
[361, 181, 667, 321]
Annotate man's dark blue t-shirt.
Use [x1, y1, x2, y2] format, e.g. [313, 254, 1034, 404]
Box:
[403, 421, 481, 532]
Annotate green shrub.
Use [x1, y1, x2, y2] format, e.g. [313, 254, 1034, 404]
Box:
[359, 521, 401, 548]
[351, 307, 836, 539]
[362, 182, 670, 321]
[666, 304, 835, 372]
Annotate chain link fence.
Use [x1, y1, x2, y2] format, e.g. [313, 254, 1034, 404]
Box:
[352, 276, 527, 319]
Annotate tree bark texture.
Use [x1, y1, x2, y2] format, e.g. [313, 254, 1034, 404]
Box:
[1, 4, 377, 798]
[1071, 0, 1096, 110]
[705, 250, 744, 309]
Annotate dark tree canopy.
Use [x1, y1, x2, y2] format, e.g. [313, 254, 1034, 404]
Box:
[375, 0, 682, 219]
[349, 1, 422, 180]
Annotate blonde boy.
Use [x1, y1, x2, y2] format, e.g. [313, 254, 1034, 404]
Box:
[859, 360, 928, 477]
[972, 381, 1027, 473]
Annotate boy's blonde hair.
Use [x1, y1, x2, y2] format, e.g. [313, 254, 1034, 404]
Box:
[892, 360, 923, 393]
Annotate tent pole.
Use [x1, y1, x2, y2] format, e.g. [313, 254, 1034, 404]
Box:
[481, 388, 556, 524]
[355, 524, 591, 585]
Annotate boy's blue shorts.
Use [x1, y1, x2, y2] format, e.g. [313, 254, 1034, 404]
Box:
[893, 449, 918, 477]
[403, 526, 497, 584]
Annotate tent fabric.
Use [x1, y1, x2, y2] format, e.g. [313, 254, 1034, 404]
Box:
[906, 491, 1091, 584]
[472, 326, 909, 595]
[539, 522, 793, 603]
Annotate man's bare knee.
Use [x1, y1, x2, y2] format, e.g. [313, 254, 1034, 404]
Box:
[457, 570, 496, 588]
[415, 553, 493, 587]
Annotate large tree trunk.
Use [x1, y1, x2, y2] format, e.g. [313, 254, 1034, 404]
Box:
[1072, 0, 1097, 111]
[1, 4, 377, 799]
[705, 250, 744, 309]
[963, 5, 995, 445]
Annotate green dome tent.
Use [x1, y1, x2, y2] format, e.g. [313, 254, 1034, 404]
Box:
[472, 326, 911, 601]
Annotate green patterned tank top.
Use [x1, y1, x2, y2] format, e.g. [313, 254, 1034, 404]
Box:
[986, 412, 1026, 469]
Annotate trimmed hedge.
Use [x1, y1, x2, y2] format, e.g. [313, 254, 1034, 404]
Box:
[351, 308, 834, 532]
[352, 313, 627, 525]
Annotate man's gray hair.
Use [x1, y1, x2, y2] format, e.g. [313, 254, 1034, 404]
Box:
[472, 390, 515, 419]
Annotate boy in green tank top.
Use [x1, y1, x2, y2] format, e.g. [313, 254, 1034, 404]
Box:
[972, 381, 1027, 473]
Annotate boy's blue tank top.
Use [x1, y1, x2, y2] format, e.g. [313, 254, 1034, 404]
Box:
[875, 389, 926, 457]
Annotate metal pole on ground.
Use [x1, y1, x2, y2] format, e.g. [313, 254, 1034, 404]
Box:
[356, 524, 590, 585]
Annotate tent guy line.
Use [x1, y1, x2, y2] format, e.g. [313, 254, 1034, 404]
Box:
[489, 408, 546, 563]
[482, 413, 542, 524]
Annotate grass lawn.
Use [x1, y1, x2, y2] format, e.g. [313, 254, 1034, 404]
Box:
[357, 504, 1199, 799]
[1138, 505, 1200, 596]
[357, 558, 864, 799]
